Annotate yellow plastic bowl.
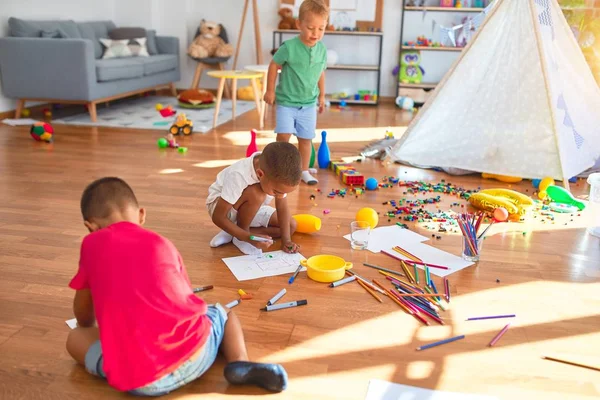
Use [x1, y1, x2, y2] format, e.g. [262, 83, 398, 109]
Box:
[300, 255, 353, 283]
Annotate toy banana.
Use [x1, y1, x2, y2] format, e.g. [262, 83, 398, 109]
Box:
[481, 173, 523, 183]
[468, 193, 520, 215]
[479, 188, 534, 207]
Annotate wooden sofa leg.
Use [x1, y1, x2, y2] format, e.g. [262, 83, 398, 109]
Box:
[87, 102, 97, 122]
[15, 99, 25, 119]
[169, 82, 178, 97]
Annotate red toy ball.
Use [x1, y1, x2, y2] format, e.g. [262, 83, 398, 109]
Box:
[30, 122, 54, 142]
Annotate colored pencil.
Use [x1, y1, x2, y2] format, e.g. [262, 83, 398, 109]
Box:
[425, 265, 431, 286]
[379, 282, 430, 326]
[363, 263, 405, 277]
[193, 285, 214, 293]
[402, 296, 444, 325]
[429, 279, 441, 301]
[381, 272, 420, 291]
[414, 263, 419, 284]
[416, 335, 465, 351]
[401, 260, 416, 284]
[356, 279, 383, 303]
[543, 355, 600, 372]
[386, 292, 444, 298]
[444, 278, 450, 303]
[392, 245, 423, 262]
[404, 259, 449, 270]
[488, 323, 510, 347]
[346, 270, 387, 295]
[467, 314, 516, 321]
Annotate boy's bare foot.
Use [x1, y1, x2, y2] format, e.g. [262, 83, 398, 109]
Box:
[301, 171, 318, 185]
[224, 361, 288, 392]
[210, 231, 233, 247]
[233, 237, 262, 255]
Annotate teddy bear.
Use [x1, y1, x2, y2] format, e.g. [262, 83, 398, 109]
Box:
[187, 20, 233, 59]
[278, 7, 296, 30]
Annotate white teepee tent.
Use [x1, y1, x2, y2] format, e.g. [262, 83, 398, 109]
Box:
[390, 0, 600, 183]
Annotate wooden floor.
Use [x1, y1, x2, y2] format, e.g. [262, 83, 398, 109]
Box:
[0, 102, 599, 400]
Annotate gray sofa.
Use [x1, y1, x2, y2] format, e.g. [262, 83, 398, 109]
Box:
[0, 18, 180, 121]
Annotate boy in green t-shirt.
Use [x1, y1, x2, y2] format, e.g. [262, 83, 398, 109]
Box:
[264, 0, 329, 185]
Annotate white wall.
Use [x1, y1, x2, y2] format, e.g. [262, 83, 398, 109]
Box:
[0, 0, 116, 112]
[0, 0, 404, 113]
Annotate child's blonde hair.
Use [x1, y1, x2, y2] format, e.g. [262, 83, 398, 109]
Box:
[299, 0, 329, 21]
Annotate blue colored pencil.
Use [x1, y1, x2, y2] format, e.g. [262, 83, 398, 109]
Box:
[467, 314, 515, 321]
[417, 335, 465, 351]
[429, 279, 441, 301]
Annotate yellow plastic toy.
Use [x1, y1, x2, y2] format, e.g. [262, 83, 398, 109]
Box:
[468, 188, 533, 217]
[169, 113, 193, 135]
[481, 173, 523, 183]
[300, 255, 352, 283]
[292, 214, 322, 233]
[237, 81, 263, 101]
[356, 207, 378, 229]
[538, 177, 555, 200]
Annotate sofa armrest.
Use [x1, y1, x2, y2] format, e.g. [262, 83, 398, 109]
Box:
[0, 37, 96, 101]
[156, 35, 179, 56]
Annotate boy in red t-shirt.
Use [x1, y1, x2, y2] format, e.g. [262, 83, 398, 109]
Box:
[66, 177, 287, 395]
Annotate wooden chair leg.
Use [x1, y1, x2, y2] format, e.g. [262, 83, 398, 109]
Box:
[212, 78, 226, 128]
[15, 99, 25, 119]
[231, 78, 238, 121]
[88, 102, 97, 122]
[169, 82, 177, 97]
[250, 77, 263, 128]
[191, 63, 204, 89]
[218, 63, 232, 99]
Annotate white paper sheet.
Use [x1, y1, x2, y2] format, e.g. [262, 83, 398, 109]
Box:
[2, 118, 40, 126]
[357, 0, 376, 21]
[343, 225, 429, 254]
[65, 318, 78, 329]
[383, 241, 474, 278]
[222, 250, 306, 281]
[365, 379, 499, 400]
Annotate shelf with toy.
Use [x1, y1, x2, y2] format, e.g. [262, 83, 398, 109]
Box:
[327, 97, 378, 105]
[398, 82, 437, 89]
[405, 6, 484, 12]
[328, 64, 380, 71]
[402, 45, 461, 52]
[273, 29, 383, 36]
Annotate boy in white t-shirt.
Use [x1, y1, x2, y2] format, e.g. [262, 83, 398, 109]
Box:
[206, 142, 301, 255]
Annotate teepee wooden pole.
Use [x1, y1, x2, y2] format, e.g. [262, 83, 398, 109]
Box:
[232, 0, 263, 70]
[528, 0, 570, 190]
[232, 0, 249, 70]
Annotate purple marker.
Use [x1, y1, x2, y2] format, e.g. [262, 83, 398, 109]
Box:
[466, 314, 515, 321]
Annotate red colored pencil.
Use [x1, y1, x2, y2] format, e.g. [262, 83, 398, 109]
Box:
[444, 278, 450, 303]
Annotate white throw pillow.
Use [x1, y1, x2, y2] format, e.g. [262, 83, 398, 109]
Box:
[100, 37, 149, 59]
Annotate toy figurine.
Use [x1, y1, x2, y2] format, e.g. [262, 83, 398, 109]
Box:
[399, 50, 425, 84]
[166, 133, 179, 148]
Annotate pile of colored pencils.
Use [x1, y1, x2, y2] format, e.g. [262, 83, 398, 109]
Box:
[456, 212, 488, 258]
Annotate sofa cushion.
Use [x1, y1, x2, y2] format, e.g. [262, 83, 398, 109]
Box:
[9, 17, 81, 38]
[77, 21, 117, 59]
[138, 54, 177, 76]
[41, 29, 67, 38]
[100, 38, 149, 59]
[146, 30, 159, 55]
[109, 27, 146, 40]
[95, 58, 144, 82]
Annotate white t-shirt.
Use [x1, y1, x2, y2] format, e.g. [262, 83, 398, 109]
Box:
[206, 152, 261, 206]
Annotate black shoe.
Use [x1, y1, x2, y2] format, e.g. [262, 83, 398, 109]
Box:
[224, 361, 288, 392]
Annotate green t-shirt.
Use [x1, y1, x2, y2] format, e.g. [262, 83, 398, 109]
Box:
[273, 36, 327, 107]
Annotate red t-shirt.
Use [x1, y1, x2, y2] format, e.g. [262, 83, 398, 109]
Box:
[69, 222, 211, 391]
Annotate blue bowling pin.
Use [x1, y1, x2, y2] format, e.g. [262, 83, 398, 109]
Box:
[317, 130, 330, 169]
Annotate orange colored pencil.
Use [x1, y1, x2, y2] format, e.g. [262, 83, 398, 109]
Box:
[356, 279, 383, 303]
[393, 245, 423, 262]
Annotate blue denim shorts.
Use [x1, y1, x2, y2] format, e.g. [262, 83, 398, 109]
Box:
[275, 104, 317, 140]
[85, 304, 228, 397]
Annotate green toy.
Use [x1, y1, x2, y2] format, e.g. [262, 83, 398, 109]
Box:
[399, 50, 425, 84]
[546, 185, 586, 211]
[309, 143, 316, 168]
[157, 137, 168, 148]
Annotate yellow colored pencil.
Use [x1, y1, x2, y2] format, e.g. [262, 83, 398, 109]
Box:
[401, 260, 416, 284]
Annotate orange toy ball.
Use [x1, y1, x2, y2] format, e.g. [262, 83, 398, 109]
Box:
[493, 207, 509, 222]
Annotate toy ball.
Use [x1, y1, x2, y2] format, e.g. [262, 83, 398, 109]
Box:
[365, 177, 378, 190]
[532, 178, 541, 189]
[30, 122, 54, 142]
[326, 49, 339, 66]
[356, 207, 378, 229]
[157, 137, 169, 148]
[155, 103, 164, 111]
[21, 109, 31, 117]
[493, 207, 509, 222]
[395, 96, 414, 111]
